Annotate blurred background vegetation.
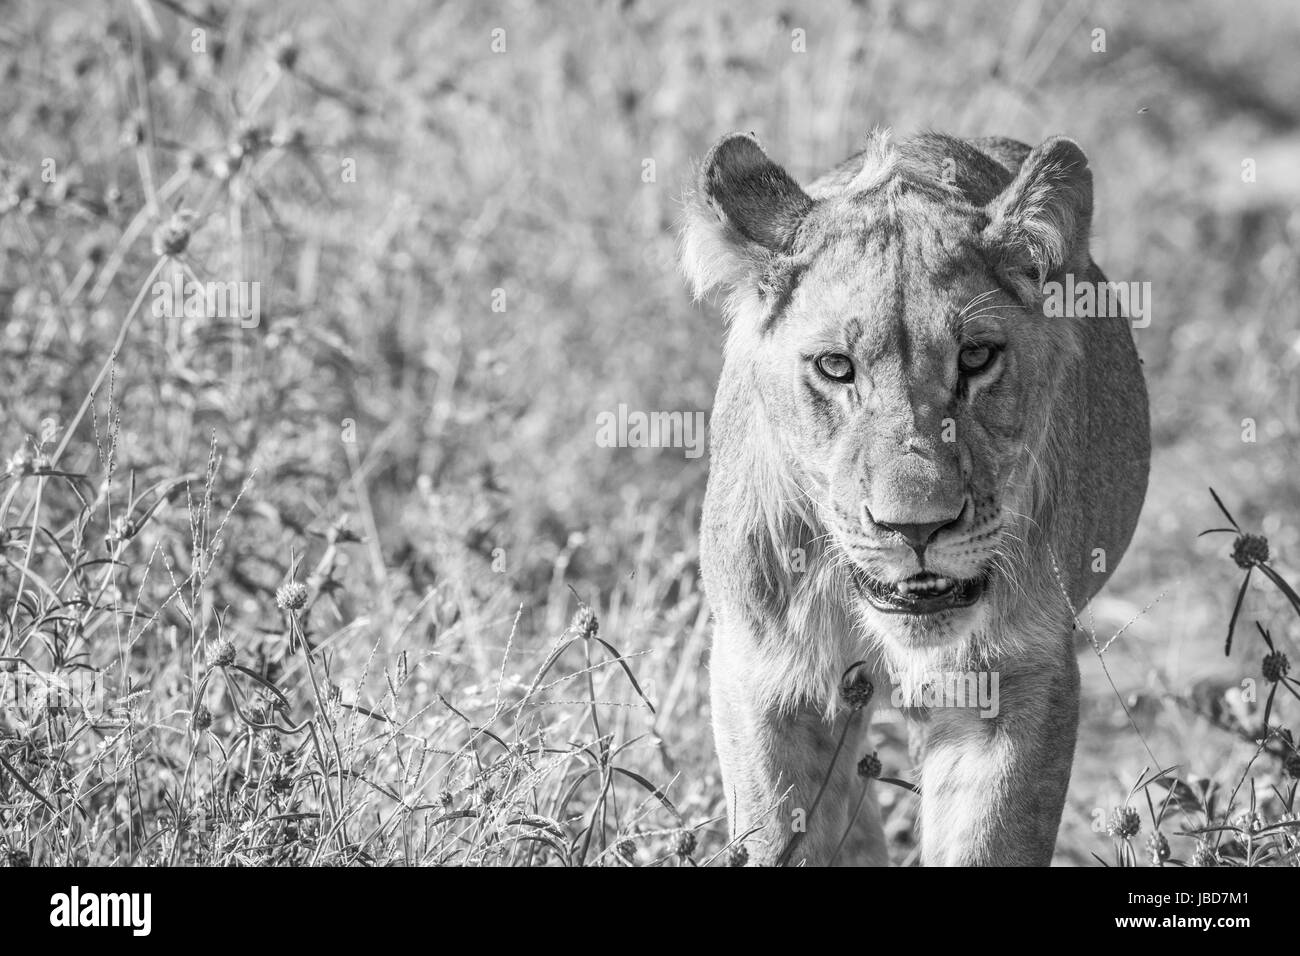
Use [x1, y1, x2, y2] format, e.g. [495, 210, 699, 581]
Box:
[0, 0, 1297, 864]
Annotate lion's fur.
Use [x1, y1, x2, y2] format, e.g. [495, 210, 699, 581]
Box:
[681, 129, 1150, 865]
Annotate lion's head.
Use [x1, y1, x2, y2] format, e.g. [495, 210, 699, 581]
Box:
[682, 131, 1096, 670]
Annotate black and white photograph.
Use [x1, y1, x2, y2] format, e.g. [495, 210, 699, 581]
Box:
[0, 0, 1297, 930]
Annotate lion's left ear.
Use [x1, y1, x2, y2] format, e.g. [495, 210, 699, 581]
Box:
[983, 136, 1093, 289]
[679, 133, 813, 302]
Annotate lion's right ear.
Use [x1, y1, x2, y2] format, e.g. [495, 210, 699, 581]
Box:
[982, 136, 1093, 292]
[679, 134, 813, 301]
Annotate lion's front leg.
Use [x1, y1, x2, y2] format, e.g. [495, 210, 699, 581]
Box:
[917, 644, 1080, 866]
[710, 624, 887, 867]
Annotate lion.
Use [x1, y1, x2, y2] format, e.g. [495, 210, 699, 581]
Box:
[679, 130, 1150, 866]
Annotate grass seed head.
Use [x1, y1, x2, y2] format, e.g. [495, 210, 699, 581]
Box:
[571, 604, 598, 640]
[5, 449, 31, 477]
[1233, 810, 1263, 835]
[257, 729, 281, 756]
[1107, 806, 1141, 840]
[151, 211, 194, 257]
[839, 663, 874, 711]
[1262, 651, 1289, 683]
[210, 638, 236, 668]
[108, 514, 135, 544]
[1146, 830, 1170, 864]
[1231, 533, 1269, 568]
[1, 845, 31, 868]
[276, 581, 309, 611]
[1190, 841, 1219, 867]
[191, 705, 212, 734]
[857, 751, 883, 779]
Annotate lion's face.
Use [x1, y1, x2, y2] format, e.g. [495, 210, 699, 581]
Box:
[683, 132, 1093, 656]
[753, 203, 1061, 649]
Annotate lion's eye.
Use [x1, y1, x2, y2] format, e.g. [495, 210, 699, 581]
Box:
[815, 353, 855, 382]
[957, 345, 997, 375]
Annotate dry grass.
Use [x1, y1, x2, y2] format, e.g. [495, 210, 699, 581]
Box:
[0, 0, 1298, 866]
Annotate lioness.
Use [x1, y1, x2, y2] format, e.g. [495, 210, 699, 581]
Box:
[680, 130, 1150, 866]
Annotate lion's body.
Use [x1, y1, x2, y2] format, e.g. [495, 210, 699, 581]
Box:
[682, 130, 1149, 866]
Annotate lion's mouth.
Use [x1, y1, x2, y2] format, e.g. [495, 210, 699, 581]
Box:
[852, 568, 988, 616]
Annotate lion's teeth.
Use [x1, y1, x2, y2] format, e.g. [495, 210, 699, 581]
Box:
[897, 576, 954, 595]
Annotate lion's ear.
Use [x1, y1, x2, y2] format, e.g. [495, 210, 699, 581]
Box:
[982, 136, 1093, 291]
[679, 133, 812, 301]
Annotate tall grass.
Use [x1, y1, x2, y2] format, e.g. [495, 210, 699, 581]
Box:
[1, 0, 1298, 865]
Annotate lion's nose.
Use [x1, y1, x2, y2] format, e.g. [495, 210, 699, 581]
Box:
[875, 519, 954, 553]
[864, 498, 967, 560]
